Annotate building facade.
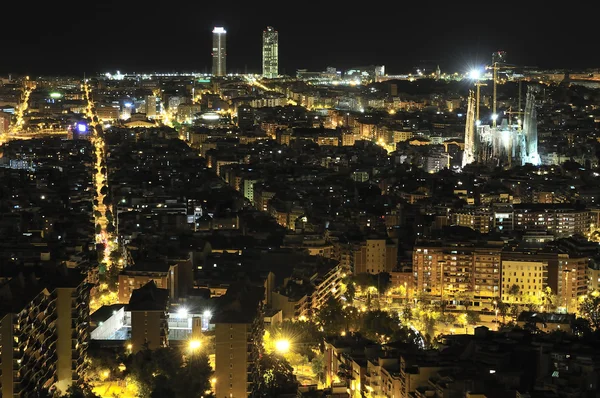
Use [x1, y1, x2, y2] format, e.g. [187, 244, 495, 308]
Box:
[213, 284, 264, 398]
[262, 26, 278, 79]
[212, 27, 227, 77]
[413, 240, 503, 302]
[0, 270, 90, 397]
[125, 281, 169, 353]
[354, 238, 398, 275]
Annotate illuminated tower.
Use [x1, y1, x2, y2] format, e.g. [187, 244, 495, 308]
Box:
[212, 27, 227, 76]
[522, 86, 540, 165]
[462, 90, 476, 167]
[262, 26, 278, 79]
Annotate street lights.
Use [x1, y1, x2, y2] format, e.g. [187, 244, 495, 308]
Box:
[188, 339, 202, 354]
[439, 261, 446, 306]
[275, 339, 290, 354]
[493, 300, 499, 330]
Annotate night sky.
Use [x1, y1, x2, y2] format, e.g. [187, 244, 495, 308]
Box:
[3, 1, 598, 76]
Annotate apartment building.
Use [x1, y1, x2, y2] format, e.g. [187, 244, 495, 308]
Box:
[354, 238, 398, 275]
[125, 280, 169, 353]
[213, 283, 265, 398]
[413, 240, 503, 302]
[0, 268, 90, 397]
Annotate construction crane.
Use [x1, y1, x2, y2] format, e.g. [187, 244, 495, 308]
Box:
[486, 59, 519, 127]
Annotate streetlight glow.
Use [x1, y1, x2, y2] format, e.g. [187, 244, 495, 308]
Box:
[189, 339, 202, 351]
[469, 69, 482, 80]
[177, 307, 188, 318]
[275, 339, 290, 354]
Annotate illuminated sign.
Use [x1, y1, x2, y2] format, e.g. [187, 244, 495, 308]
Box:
[77, 123, 87, 133]
[49, 92, 62, 99]
[212, 27, 226, 34]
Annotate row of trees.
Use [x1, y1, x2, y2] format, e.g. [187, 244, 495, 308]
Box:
[316, 296, 422, 346]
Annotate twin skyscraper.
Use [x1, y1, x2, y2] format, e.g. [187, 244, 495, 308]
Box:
[211, 26, 279, 78]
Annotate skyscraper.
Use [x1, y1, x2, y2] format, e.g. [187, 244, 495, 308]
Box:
[262, 26, 278, 79]
[212, 26, 227, 76]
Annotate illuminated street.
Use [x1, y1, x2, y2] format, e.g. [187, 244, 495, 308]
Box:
[83, 82, 119, 311]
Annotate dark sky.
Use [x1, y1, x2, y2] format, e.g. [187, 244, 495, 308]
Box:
[3, 1, 599, 76]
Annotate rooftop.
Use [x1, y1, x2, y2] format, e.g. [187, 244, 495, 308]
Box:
[125, 280, 169, 312]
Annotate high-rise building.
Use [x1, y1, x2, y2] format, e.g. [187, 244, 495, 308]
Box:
[262, 26, 278, 78]
[125, 280, 169, 353]
[0, 269, 90, 396]
[145, 95, 157, 119]
[353, 238, 398, 274]
[213, 283, 264, 398]
[212, 26, 227, 77]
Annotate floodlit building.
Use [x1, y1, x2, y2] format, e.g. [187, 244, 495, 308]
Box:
[212, 26, 227, 77]
[262, 26, 278, 78]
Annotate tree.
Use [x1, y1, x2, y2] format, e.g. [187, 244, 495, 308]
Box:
[126, 346, 212, 398]
[176, 352, 213, 398]
[579, 293, 600, 329]
[351, 272, 392, 295]
[267, 319, 323, 357]
[496, 300, 510, 324]
[94, 210, 102, 218]
[311, 353, 326, 384]
[400, 304, 413, 324]
[254, 353, 298, 397]
[465, 310, 480, 325]
[439, 312, 456, 327]
[359, 310, 401, 342]
[455, 291, 474, 311]
[343, 275, 356, 303]
[106, 223, 116, 233]
[102, 196, 111, 206]
[540, 287, 558, 312]
[100, 186, 108, 195]
[60, 384, 100, 398]
[316, 296, 346, 335]
[95, 224, 102, 234]
[508, 284, 520, 300]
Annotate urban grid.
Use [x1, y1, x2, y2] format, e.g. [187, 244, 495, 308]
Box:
[2, 20, 600, 398]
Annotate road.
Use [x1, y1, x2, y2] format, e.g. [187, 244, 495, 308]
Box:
[0, 82, 36, 144]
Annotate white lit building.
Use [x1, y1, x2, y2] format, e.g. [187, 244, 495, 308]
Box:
[262, 26, 278, 79]
[212, 27, 227, 76]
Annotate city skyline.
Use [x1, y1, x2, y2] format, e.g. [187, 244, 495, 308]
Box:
[2, 5, 600, 394]
[2, 2, 599, 76]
